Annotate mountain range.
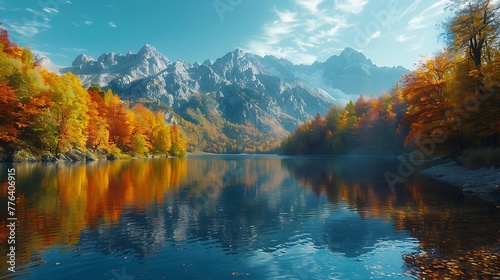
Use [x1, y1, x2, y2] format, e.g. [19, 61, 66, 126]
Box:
[36, 45, 408, 152]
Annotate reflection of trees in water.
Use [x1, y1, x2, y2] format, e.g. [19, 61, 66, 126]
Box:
[282, 158, 500, 252]
[2, 157, 499, 275]
[78, 157, 411, 259]
[0, 158, 187, 270]
[281, 157, 500, 277]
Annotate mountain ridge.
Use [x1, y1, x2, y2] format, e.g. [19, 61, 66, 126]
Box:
[35, 45, 408, 152]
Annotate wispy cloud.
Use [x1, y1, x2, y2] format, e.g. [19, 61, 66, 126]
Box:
[334, 0, 369, 14]
[274, 8, 298, 23]
[61, 47, 86, 53]
[396, 0, 422, 21]
[396, 34, 416, 42]
[245, 2, 348, 64]
[42, 7, 59, 15]
[84, 20, 93, 25]
[295, 0, 324, 14]
[370, 31, 381, 40]
[108, 21, 117, 28]
[7, 24, 41, 37]
[4, 19, 51, 38]
[407, 0, 447, 30]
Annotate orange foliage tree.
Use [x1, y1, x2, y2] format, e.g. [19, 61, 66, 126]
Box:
[0, 26, 188, 158]
[401, 53, 457, 153]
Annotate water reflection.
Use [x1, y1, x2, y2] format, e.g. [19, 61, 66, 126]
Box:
[0, 158, 187, 273]
[0, 156, 499, 279]
[283, 157, 500, 278]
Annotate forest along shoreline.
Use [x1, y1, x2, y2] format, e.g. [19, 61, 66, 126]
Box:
[0, 148, 179, 163]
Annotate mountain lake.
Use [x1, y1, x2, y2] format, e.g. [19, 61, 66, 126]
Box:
[1, 154, 499, 279]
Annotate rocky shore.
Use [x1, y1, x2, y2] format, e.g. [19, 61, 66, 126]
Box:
[421, 161, 500, 204]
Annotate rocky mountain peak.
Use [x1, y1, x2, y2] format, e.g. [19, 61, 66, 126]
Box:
[338, 47, 372, 65]
[72, 54, 95, 67]
[139, 44, 155, 54]
[137, 44, 168, 61]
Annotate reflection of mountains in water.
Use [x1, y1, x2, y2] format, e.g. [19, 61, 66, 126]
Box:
[25, 156, 498, 263]
[76, 157, 411, 259]
[323, 214, 400, 258]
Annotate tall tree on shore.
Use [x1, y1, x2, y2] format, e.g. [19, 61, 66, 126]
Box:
[445, 0, 500, 147]
[445, 0, 500, 70]
[86, 88, 110, 151]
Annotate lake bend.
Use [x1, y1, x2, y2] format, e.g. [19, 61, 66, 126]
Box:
[1, 155, 500, 279]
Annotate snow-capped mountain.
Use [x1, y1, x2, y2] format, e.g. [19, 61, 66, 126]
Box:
[34, 53, 62, 73]
[61, 44, 170, 89]
[36, 45, 407, 142]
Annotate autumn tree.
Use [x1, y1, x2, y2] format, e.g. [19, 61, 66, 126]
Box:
[41, 71, 89, 155]
[445, 0, 499, 70]
[151, 111, 171, 154]
[401, 53, 457, 154]
[103, 90, 132, 151]
[444, 0, 500, 148]
[169, 121, 187, 156]
[0, 83, 21, 145]
[0, 26, 192, 158]
[0, 23, 23, 59]
[281, 88, 411, 156]
[86, 88, 110, 151]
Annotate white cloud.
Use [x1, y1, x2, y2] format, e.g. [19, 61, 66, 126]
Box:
[8, 24, 40, 37]
[84, 21, 93, 25]
[245, 2, 349, 64]
[5, 19, 51, 38]
[246, 41, 318, 64]
[334, 0, 369, 14]
[295, 0, 324, 14]
[26, 8, 44, 16]
[108, 21, 117, 28]
[370, 31, 381, 40]
[43, 7, 59, 15]
[396, 0, 421, 21]
[396, 34, 416, 42]
[407, 0, 446, 30]
[274, 8, 298, 23]
[246, 1, 447, 67]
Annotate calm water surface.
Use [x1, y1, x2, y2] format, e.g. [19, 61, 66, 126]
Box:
[0, 155, 499, 279]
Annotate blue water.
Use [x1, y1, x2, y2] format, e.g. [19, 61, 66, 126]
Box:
[1, 155, 499, 279]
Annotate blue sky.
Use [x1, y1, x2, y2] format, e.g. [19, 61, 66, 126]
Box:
[0, 0, 449, 69]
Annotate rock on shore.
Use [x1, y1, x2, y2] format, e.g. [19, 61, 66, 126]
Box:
[421, 161, 500, 203]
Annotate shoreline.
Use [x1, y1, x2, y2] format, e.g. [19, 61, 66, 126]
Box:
[0, 149, 179, 163]
[420, 161, 500, 204]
